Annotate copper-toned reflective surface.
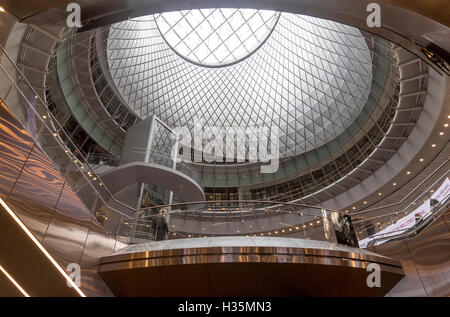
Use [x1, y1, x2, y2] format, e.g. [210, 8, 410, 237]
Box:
[0, 98, 117, 296]
[99, 237, 404, 297]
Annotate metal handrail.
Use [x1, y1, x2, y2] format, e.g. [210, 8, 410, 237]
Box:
[352, 157, 449, 217]
[353, 170, 449, 224]
[134, 199, 342, 214]
[366, 195, 450, 247]
[0, 41, 353, 224]
[0, 43, 204, 220]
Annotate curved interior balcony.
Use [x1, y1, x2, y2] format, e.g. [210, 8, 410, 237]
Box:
[98, 236, 404, 297]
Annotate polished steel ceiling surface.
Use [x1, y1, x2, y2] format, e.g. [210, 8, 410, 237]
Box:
[107, 11, 373, 158]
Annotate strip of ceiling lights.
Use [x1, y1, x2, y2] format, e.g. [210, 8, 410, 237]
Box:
[0, 198, 86, 297]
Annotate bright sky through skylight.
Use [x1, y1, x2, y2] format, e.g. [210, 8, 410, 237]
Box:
[155, 9, 280, 66]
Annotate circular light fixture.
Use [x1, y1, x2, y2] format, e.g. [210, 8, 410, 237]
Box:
[393, 182, 397, 186]
[419, 158, 424, 162]
[432, 144, 436, 147]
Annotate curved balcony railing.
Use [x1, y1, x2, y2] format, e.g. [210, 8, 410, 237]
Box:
[0, 44, 201, 221]
[353, 163, 450, 247]
[96, 200, 359, 248]
[365, 193, 449, 247]
[0, 40, 445, 252]
[85, 149, 204, 190]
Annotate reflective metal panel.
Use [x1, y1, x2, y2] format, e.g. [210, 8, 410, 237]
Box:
[6, 143, 64, 242]
[79, 218, 120, 297]
[42, 183, 90, 267]
[0, 89, 118, 296]
[373, 210, 450, 297]
[0, 101, 34, 199]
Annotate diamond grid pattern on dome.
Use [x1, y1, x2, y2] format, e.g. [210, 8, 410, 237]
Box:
[154, 9, 279, 66]
[107, 12, 373, 158]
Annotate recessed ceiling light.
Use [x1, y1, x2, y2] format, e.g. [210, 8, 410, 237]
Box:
[439, 132, 444, 135]
[393, 182, 397, 186]
[445, 124, 449, 127]
[419, 158, 424, 162]
[432, 144, 436, 147]
[448, 115, 450, 119]
[0, 7, 5, 13]
[352, 206, 356, 210]
[406, 171, 411, 175]
[378, 192, 382, 196]
[363, 201, 367, 204]
[345, 210, 348, 213]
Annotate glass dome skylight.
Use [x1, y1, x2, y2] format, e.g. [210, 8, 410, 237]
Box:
[106, 10, 373, 159]
[155, 9, 280, 67]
